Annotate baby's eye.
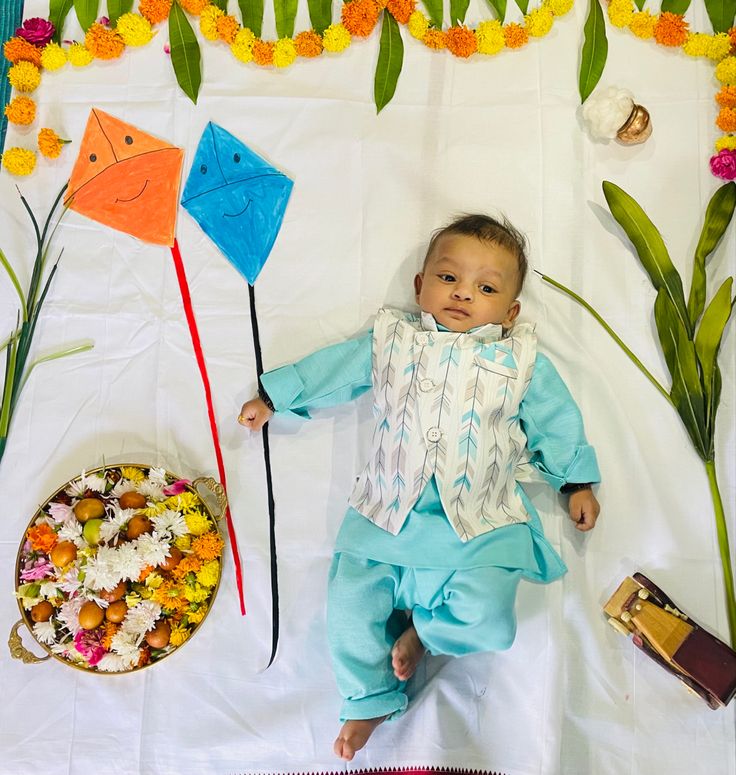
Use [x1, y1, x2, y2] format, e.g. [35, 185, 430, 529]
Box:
[480, 285, 496, 294]
[438, 274, 455, 282]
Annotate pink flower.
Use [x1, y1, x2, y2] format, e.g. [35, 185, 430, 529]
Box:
[74, 629, 106, 666]
[710, 149, 736, 180]
[163, 479, 190, 496]
[164, 43, 171, 54]
[20, 558, 55, 581]
[15, 17, 55, 47]
[97, 16, 110, 26]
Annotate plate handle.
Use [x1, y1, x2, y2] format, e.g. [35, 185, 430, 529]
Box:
[8, 619, 51, 664]
[192, 477, 228, 518]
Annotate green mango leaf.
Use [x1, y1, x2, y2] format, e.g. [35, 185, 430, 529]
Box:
[661, 0, 691, 13]
[307, 0, 332, 34]
[73, 0, 99, 31]
[689, 182, 736, 328]
[451, 0, 471, 24]
[653, 288, 679, 381]
[50, 0, 75, 42]
[694, 277, 733, 438]
[210, 0, 229, 10]
[579, 0, 608, 104]
[422, 0, 443, 27]
[669, 323, 709, 460]
[107, 0, 134, 27]
[632, 0, 645, 9]
[169, 2, 201, 105]
[704, 0, 736, 33]
[238, 0, 264, 36]
[603, 181, 691, 336]
[274, 0, 298, 38]
[374, 11, 404, 115]
[515, 0, 529, 12]
[482, 0, 507, 20]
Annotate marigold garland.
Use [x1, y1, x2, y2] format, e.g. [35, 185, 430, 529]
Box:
[179, 0, 209, 14]
[653, 12, 689, 47]
[38, 127, 69, 159]
[8, 60, 41, 92]
[116, 13, 155, 46]
[717, 85, 736, 108]
[67, 43, 94, 67]
[341, 0, 381, 38]
[85, 23, 126, 60]
[273, 38, 297, 68]
[40, 42, 67, 70]
[139, 0, 173, 25]
[322, 23, 352, 53]
[200, 5, 224, 40]
[4, 37, 43, 67]
[386, 0, 416, 25]
[4, 95, 36, 125]
[217, 15, 240, 44]
[504, 23, 529, 49]
[422, 28, 446, 51]
[252, 39, 275, 66]
[294, 30, 323, 58]
[445, 26, 478, 58]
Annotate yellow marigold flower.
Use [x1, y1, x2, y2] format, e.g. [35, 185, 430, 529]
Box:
[273, 37, 297, 67]
[116, 13, 154, 46]
[717, 85, 736, 107]
[217, 14, 240, 44]
[294, 30, 323, 57]
[174, 534, 191, 551]
[708, 33, 732, 61]
[184, 511, 211, 535]
[629, 11, 656, 39]
[503, 23, 529, 49]
[543, 0, 573, 15]
[67, 43, 93, 66]
[407, 11, 429, 40]
[524, 6, 554, 37]
[423, 28, 446, 49]
[716, 135, 736, 151]
[4, 95, 36, 126]
[184, 582, 210, 603]
[231, 27, 255, 62]
[38, 127, 70, 159]
[169, 622, 190, 647]
[179, 0, 209, 14]
[165, 492, 200, 512]
[476, 20, 505, 55]
[653, 12, 688, 47]
[40, 42, 67, 70]
[152, 581, 189, 612]
[121, 466, 145, 482]
[717, 106, 736, 132]
[139, 0, 173, 24]
[85, 23, 125, 59]
[187, 604, 208, 624]
[683, 32, 711, 58]
[200, 5, 224, 40]
[192, 531, 225, 561]
[716, 57, 736, 85]
[386, 0, 416, 24]
[252, 39, 275, 65]
[607, 0, 634, 29]
[445, 25, 477, 58]
[4, 37, 42, 67]
[323, 23, 352, 52]
[8, 61, 41, 92]
[196, 559, 220, 588]
[342, 0, 380, 37]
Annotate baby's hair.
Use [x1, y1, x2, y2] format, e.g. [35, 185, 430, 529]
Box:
[424, 213, 529, 295]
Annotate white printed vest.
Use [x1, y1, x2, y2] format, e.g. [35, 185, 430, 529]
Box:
[347, 308, 537, 541]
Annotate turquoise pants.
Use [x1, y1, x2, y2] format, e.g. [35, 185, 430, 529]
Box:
[327, 552, 522, 721]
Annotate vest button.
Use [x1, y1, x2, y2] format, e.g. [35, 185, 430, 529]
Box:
[414, 333, 429, 347]
[426, 427, 442, 443]
[418, 379, 434, 392]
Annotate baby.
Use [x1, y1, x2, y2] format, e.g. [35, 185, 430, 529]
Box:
[239, 214, 601, 761]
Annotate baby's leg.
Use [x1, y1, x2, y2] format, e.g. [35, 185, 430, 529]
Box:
[391, 619, 425, 681]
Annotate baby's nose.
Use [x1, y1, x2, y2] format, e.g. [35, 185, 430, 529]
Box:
[452, 286, 472, 300]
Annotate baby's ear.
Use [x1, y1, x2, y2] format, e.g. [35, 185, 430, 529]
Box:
[503, 300, 521, 328]
[414, 273, 423, 299]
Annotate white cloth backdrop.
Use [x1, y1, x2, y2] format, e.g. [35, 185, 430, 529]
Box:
[0, 0, 734, 773]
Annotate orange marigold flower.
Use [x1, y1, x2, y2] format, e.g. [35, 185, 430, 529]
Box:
[101, 621, 120, 650]
[653, 12, 688, 47]
[179, 0, 209, 13]
[217, 14, 240, 44]
[341, 0, 381, 37]
[252, 39, 275, 66]
[27, 523, 58, 553]
[171, 554, 203, 580]
[729, 27, 736, 52]
[137, 645, 151, 667]
[38, 127, 69, 159]
[85, 23, 125, 59]
[4, 95, 36, 126]
[138, 565, 155, 582]
[717, 106, 736, 132]
[139, 0, 173, 24]
[386, 0, 416, 25]
[3, 36, 42, 67]
[445, 25, 477, 58]
[423, 28, 446, 50]
[294, 30, 323, 57]
[503, 23, 529, 48]
[152, 580, 189, 611]
[717, 85, 736, 108]
[191, 531, 225, 561]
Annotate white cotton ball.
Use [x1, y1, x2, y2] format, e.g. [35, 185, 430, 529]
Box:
[582, 86, 635, 141]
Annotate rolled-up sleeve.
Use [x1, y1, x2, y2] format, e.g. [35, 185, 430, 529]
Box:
[259, 331, 373, 419]
[518, 353, 601, 491]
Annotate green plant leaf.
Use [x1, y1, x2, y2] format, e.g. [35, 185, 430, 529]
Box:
[210, 0, 229, 10]
[515, 0, 529, 12]
[0, 249, 27, 322]
[632, 0, 645, 9]
[704, 0, 736, 33]
[307, 0, 332, 34]
[422, 0, 443, 27]
[374, 12, 404, 115]
[689, 182, 736, 328]
[73, 0, 100, 31]
[579, 0, 608, 104]
[238, 0, 264, 36]
[451, 0, 471, 24]
[107, 0, 133, 26]
[653, 288, 679, 381]
[660, 0, 692, 13]
[169, 2, 202, 105]
[603, 180, 691, 336]
[669, 323, 709, 460]
[482, 0, 507, 20]
[274, 0, 298, 38]
[49, 0, 75, 42]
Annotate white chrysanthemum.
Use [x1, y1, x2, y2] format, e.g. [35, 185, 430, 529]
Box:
[147, 467, 168, 486]
[137, 479, 165, 500]
[33, 620, 57, 645]
[57, 597, 85, 636]
[581, 86, 634, 140]
[83, 544, 137, 591]
[47, 501, 75, 524]
[50, 641, 73, 657]
[66, 470, 108, 496]
[57, 520, 85, 548]
[96, 653, 133, 672]
[109, 629, 142, 661]
[152, 509, 188, 539]
[98, 507, 135, 544]
[38, 581, 60, 598]
[134, 533, 170, 567]
[110, 478, 141, 498]
[121, 600, 161, 642]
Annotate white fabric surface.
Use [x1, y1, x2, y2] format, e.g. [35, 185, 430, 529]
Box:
[0, 1, 734, 773]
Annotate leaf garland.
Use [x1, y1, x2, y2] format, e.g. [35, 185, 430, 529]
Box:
[660, 0, 692, 14]
[169, 1, 202, 104]
[374, 11, 404, 115]
[274, 0, 299, 38]
[704, 0, 736, 42]
[210, 0, 229, 10]
[49, 0, 75, 42]
[515, 0, 529, 13]
[579, 0, 607, 104]
[450, 0, 471, 25]
[421, 0, 443, 28]
[307, 0, 332, 35]
[238, 0, 264, 39]
[107, 0, 134, 27]
[483, 0, 507, 22]
[73, 0, 99, 31]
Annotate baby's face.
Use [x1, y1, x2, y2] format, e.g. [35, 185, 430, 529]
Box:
[414, 234, 521, 332]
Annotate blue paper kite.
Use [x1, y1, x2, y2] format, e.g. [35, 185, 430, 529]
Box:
[181, 123, 293, 284]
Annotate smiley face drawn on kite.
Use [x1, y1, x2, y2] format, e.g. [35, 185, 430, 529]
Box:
[65, 109, 184, 246]
[181, 123, 293, 285]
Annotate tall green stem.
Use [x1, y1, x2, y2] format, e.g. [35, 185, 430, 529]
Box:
[705, 459, 736, 647]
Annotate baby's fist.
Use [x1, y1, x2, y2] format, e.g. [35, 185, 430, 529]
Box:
[238, 397, 273, 431]
[568, 488, 600, 532]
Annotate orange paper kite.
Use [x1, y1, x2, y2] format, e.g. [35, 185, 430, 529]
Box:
[65, 109, 184, 246]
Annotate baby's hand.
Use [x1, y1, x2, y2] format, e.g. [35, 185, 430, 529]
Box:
[568, 489, 600, 532]
[238, 397, 273, 431]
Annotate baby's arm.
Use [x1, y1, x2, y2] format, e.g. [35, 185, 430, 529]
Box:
[238, 395, 273, 431]
[567, 487, 600, 532]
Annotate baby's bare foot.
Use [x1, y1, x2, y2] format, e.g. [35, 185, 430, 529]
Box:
[333, 717, 385, 760]
[391, 623, 425, 681]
